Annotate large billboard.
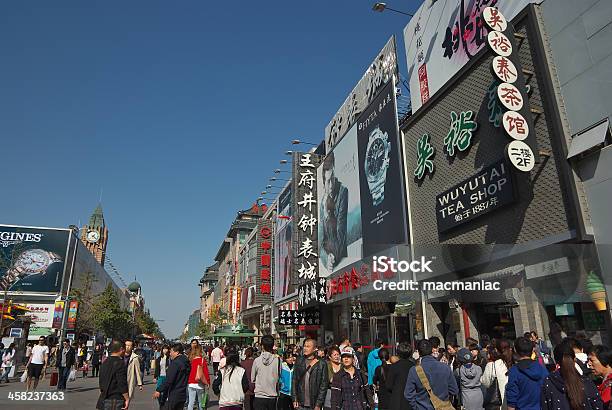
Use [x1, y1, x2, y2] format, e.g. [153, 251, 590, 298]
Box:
[274, 185, 293, 301]
[404, 0, 537, 113]
[0, 225, 71, 294]
[318, 80, 408, 277]
[325, 37, 398, 153]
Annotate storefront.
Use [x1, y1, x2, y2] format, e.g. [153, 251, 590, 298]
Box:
[400, 4, 611, 345]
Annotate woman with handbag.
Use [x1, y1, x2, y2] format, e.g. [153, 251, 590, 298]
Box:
[481, 340, 513, 410]
[187, 340, 211, 410]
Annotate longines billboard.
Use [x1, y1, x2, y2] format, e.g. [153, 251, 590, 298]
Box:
[0, 225, 71, 294]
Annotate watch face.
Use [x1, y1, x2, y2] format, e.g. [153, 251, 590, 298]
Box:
[87, 230, 100, 243]
[13, 249, 49, 275]
[366, 138, 387, 178]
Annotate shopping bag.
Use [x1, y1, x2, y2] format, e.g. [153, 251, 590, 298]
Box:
[200, 389, 209, 409]
[50, 371, 58, 387]
[20, 370, 27, 383]
[68, 369, 77, 382]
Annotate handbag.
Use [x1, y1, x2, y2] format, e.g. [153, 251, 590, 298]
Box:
[484, 362, 502, 408]
[196, 360, 205, 384]
[50, 371, 59, 387]
[415, 365, 455, 410]
[68, 369, 77, 382]
[212, 370, 222, 396]
[200, 388, 209, 409]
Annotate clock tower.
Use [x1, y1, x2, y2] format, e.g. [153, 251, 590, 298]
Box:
[81, 204, 108, 266]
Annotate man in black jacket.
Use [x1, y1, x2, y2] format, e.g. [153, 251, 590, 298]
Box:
[56, 339, 75, 391]
[386, 342, 414, 410]
[153, 343, 190, 410]
[97, 341, 129, 410]
[292, 338, 328, 410]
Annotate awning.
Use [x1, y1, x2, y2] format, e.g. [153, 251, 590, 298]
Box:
[567, 118, 611, 159]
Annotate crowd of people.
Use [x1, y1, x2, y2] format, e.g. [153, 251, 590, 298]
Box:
[2, 332, 611, 410]
[199, 331, 612, 410]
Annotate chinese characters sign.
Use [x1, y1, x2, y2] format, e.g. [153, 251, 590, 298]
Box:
[507, 140, 535, 172]
[278, 309, 320, 326]
[403, 0, 536, 112]
[436, 159, 515, 233]
[444, 111, 478, 157]
[292, 152, 321, 287]
[298, 277, 327, 310]
[414, 134, 435, 180]
[325, 37, 398, 152]
[257, 220, 273, 295]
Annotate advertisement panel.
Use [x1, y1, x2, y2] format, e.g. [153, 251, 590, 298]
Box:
[274, 185, 293, 301]
[404, 0, 537, 112]
[52, 300, 65, 329]
[357, 80, 408, 256]
[317, 133, 362, 277]
[246, 285, 257, 309]
[0, 225, 71, 294]
[325, 37, 398, 152]
[66, 301, 78, 330]
[318, 80, 408, 277]
[24, 303, 54, 328]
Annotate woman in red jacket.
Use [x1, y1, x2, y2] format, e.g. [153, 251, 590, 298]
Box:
[187, 339, 210, 410]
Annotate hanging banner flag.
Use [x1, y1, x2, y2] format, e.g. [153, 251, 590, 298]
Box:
[66, 301, 78, 330]
[52, 300, 65, 329]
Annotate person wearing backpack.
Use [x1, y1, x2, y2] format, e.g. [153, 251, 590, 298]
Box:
[456, 348, 484, 410]
[404, 339, 458, 410]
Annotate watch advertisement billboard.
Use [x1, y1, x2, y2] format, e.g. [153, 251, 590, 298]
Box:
[404, 0, 537, 113]
[325, 36, 398, 153]
[317, 131, 363, 277]
[274, 185, 293, 301]
[318, 80, 408, 277]
[357, 80, 408, 256]
[0, 225, 71, 294]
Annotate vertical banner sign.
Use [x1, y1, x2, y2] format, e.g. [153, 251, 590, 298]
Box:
[274, 186, 293, 301]
[52, 300, 65, 329]
[257, 220, 273, 296]
[66, 301, 78, 330]
[298, 278, 327, 310]
[292, 152, 322, 309]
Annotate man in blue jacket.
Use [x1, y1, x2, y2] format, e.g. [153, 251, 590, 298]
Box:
[506, 336, 548, 410]
[367, 339, 384, 385]
[404, 339, 458, 410]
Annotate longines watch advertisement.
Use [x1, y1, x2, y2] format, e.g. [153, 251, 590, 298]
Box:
[357, 80, 408, 256]
[0, 225, 71, 293]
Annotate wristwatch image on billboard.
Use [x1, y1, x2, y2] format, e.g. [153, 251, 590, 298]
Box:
[1, 249, 63, 290]
[364, 126, 391, 206]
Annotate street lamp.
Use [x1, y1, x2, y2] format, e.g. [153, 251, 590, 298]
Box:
[269, 177, 291, 182]
[285, 151, 293, 156]
[372, 2, 414, 16]
[280, 159, 288, 165]
[274, 169, 290, 174]
[291, 139, 318, 146]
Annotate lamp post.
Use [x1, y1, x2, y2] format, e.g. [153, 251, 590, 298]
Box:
[372, 2, 414, 16]
[291, 139, 318, 146]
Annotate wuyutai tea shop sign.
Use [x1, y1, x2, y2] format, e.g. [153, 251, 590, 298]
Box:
[435, 158, 515, 233]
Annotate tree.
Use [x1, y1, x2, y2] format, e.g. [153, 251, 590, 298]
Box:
[91, 284, 132, 340]
[69, 272, 98, 336]
[134, 309, 164, 339]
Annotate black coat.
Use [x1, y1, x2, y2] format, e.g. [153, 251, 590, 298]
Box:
[154, 355, 170, 379]
[56, 346, 75, 369]
[541, 370, 604, 410]
[373, 363, 391, 409]
[156, 354, 190, 405]
[292, 356, 329, 408]
[385, 359, 414, 410]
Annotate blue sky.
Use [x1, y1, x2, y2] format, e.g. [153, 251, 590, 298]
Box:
[0, 0, 418, 337]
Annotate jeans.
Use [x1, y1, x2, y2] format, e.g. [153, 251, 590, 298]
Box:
[187, 387, 204, 410]
[58, 366, 71, 390]
[0, 367, 11, 382]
